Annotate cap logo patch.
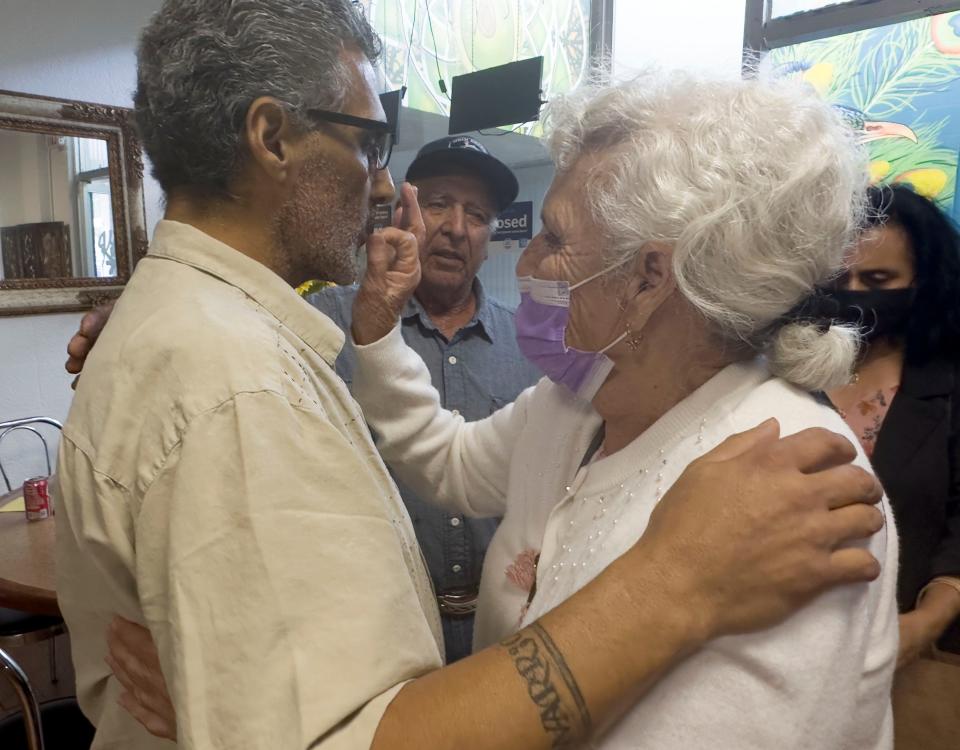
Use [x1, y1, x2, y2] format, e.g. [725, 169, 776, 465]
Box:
[448, 136, 486, 154]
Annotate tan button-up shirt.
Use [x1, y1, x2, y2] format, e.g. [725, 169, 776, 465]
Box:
[56, 220, 443, 750]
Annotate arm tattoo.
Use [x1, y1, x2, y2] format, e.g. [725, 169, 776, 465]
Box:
[500, 622, 593, 747]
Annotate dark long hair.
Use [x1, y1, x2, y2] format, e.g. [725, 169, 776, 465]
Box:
[865, 184, 960, 362]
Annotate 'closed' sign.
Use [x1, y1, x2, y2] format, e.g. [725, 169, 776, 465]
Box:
[492, 201, 533, 241]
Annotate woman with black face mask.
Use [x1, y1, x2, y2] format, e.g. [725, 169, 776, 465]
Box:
[821, 185, 960, 667]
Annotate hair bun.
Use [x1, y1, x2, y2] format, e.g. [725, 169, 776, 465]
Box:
[765, 322, 860, 391]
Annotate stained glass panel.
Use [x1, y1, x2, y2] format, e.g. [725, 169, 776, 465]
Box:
[359, 0, 591, 134]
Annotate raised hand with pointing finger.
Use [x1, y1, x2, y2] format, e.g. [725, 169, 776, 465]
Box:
[352, 182, 424, 347]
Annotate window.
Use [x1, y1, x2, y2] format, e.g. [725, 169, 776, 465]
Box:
[83, 181, 115, 277]
[614, 1, 746, 78]
[771, 0, 856, 17]
[746, 0, 960, 50]
[75, 137, 108, 173]
[70, 136, 114, 277]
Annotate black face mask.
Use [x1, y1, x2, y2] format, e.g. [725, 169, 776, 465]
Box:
[813, 288, 917, 342]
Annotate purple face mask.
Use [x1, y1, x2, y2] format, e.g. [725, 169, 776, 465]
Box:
[515, 261, 629, 401]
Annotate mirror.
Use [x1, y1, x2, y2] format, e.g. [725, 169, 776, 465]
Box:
[0, 131, 116, 281]
[0, 90, 147, 316]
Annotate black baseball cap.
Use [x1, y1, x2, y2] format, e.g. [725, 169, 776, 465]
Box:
[405, 136, 519, 212]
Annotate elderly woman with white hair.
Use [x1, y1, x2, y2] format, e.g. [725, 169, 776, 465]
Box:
[348, 71, 898, 748]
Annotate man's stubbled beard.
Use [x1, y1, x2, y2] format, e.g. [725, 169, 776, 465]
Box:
[271, 153, 369, 286]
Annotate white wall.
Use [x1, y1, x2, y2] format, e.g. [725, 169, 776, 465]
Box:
[0, 132, 73, 227]
[0, 0, 164, 486]
[613, 0, 747, 79]
[19, 136, 48, 224]
[478, 161, 554, 308]
[0, 132, 28, 229]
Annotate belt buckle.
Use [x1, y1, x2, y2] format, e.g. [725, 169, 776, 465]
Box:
[437, 588, 478, 618]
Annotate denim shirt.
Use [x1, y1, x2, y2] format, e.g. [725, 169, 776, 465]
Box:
[307, 281, 541, 600]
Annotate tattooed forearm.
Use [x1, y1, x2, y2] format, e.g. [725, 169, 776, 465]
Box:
[501, 623, 593, 748]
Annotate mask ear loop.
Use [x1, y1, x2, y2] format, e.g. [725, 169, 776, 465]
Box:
[598, 330, 630, 354]
[569, 254, 634, 292]
[572, 253, 648, 354]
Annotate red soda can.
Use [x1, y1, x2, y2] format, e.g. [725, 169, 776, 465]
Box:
[23, 477, 51, 521]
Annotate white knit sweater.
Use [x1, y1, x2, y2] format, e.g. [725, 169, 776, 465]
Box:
[353, 324, 898, 749]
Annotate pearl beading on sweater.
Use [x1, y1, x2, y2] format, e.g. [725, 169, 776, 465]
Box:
[546, 418, 711, 584]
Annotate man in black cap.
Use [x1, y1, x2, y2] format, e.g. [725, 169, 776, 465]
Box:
[308, 135, 541, 663]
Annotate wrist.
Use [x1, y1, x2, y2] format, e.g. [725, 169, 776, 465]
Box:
[608, 541, 713, 652]
[352, 288, 402, 346]
[913, 605, 952, 641]
[916, 578, 960, 634]
[912, 611, 942, 651]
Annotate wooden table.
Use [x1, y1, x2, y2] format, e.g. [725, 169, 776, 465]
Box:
[0, 486, 59, 616]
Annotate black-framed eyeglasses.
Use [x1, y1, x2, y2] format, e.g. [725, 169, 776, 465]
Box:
[305, 109, 394, 171]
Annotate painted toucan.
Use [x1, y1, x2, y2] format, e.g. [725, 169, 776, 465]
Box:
[770, 61, 919, 144]
[770, 60, 942, 196]
[832, 104, 919, 145]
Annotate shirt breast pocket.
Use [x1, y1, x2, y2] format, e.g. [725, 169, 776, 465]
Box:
[489, 392, 510, 416]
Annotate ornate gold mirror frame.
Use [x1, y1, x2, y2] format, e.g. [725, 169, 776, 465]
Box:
[0, 90, 148, 316]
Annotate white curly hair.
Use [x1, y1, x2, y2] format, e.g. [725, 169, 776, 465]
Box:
[544, 68, 869, 391]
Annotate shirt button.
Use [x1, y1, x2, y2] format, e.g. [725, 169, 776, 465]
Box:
[452, 564, 463, 573]
[450, 517, 461, 527]
[451, 409, 460, 417]
[448, 355, 458, 365]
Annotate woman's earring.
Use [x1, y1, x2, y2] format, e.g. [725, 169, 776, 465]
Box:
[626, 322, 643, 351]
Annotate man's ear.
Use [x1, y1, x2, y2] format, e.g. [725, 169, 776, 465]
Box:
[242, 96, 298, 185]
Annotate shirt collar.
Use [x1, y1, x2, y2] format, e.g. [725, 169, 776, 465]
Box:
[146, 220, 345, 366]
[401, 278, 496, 340]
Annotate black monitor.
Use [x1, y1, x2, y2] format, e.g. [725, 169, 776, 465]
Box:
[448, 57, 544, 135]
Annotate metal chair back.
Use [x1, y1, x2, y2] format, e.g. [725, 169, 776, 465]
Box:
[0, 647, 45, 750]
[0, 418, 63, 493]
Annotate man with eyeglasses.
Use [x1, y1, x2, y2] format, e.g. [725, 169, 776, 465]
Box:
[307, 136, 541, 665]
[57, 2, 888, 749]
[58, 4, 407, 748]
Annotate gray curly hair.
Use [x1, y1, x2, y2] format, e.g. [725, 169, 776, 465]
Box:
[545, 69, 869, 391]
[135, 0, 381, 196]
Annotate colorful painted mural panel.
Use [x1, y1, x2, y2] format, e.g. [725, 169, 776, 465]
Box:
[768, 11, 960, 216]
